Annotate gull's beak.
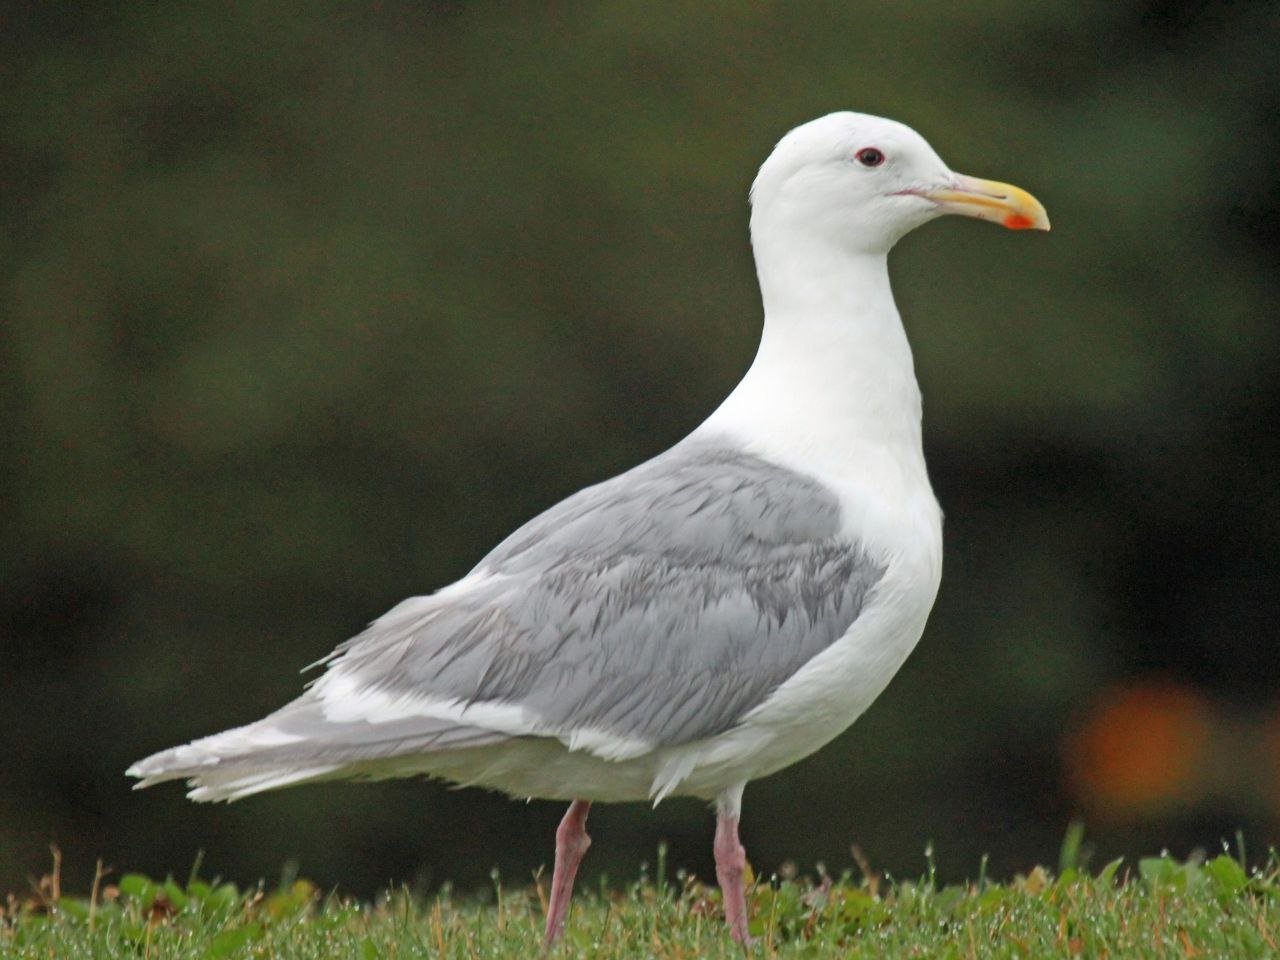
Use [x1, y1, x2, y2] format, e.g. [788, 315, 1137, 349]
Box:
[919, 174, 1050, 231]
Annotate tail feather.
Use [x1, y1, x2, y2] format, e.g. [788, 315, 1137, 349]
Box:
[127, 695, 507, 802]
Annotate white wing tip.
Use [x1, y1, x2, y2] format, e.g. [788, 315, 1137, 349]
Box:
[184, 765, 340, 803]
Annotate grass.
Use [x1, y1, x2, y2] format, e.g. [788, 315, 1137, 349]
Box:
[3, 838, 1279, 958]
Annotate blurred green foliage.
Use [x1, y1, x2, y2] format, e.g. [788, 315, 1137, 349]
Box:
[2, 1, 1277, 898]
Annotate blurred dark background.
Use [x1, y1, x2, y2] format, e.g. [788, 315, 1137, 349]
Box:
[3, 1, 1278, 898]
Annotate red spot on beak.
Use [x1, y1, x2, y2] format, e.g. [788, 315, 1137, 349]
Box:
[1003, 213, 1035, 230]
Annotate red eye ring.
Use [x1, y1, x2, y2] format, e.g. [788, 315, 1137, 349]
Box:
[855, 147, 885, 168]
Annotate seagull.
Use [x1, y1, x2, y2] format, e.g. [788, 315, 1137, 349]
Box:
[128, 112, 1048, 947]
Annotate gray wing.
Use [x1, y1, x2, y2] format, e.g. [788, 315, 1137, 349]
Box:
[327, 437, 884, 749]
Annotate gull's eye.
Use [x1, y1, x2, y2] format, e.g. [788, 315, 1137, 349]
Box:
[855, 147, 885, 168]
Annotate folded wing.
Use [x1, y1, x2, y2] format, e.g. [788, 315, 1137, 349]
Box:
[128, 438, 884, 800]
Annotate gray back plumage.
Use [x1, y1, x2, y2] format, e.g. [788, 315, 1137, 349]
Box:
[328, 438, 884, 748]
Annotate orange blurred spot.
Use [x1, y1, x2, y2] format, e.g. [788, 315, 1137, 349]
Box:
[1003, 213, 1035, 230]
[1261, 709, 1280, 818]
[1065, 681, 1211, 816]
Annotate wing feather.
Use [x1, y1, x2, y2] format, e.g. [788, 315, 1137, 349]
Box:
[318, 438, 884, 751]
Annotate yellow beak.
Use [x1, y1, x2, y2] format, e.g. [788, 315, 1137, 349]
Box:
[922, 174, 1050, 231]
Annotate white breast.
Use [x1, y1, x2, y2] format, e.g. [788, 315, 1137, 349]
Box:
[661, 253, 945, 799]
[666, 427, 943, 800]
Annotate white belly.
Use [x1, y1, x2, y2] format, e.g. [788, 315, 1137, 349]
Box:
[670, 530, 940, 799]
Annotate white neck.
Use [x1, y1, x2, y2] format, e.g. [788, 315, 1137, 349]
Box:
[697, 227, 930, 501]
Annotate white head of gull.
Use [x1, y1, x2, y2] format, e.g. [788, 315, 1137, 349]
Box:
[128, 111, 1048, 948]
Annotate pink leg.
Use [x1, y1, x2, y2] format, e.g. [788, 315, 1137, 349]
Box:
[543, 799, 591, 947]
[714, 810, 753, 946]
